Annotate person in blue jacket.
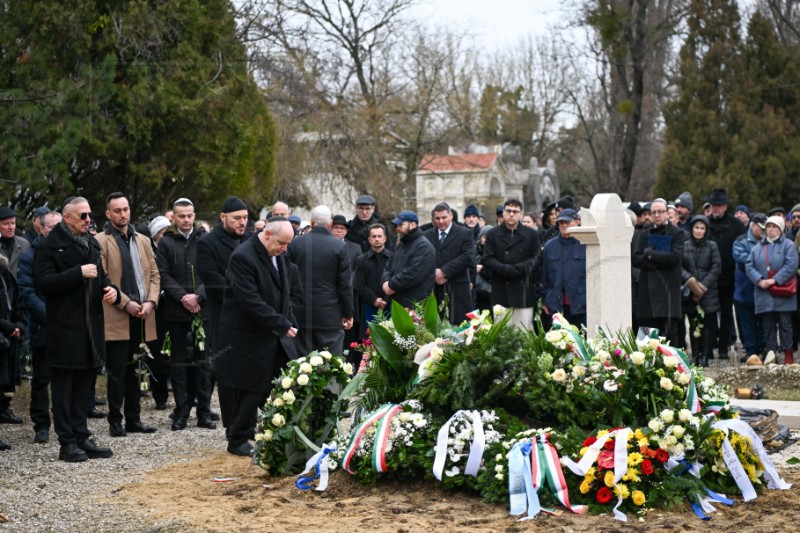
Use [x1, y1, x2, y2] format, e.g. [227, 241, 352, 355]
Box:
[540, 209, 586, 327]
[732, 212, 767, 360]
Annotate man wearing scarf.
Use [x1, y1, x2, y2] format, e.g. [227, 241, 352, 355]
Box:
[34, 197, 118, 462]
[96, 192, 161, 438]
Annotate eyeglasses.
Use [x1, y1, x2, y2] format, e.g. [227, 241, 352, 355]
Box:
[792, 215, 800, 220]
[650, 210, 667, 215]
[79, 212, 91, 220]
[503, 208, 521, 214]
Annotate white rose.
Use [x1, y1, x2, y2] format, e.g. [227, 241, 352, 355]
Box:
[281, 377, 294, 389]
[296, 374, 310, 386]
[572, 365, 586, 377]
[663, 355, 678, 368]
[495, 464, 504, 473]
[430, 346, 444, 362]
[648, 418, 661, 433]
[495, 453, 503, 461]
[672, 425, 685, 439]
[678, 409, 692, 422]
[399, 412, 411, 423]
[492, 304, 507, 317]
[271, 413, 285, 427]
[630, 351, 646, 365]
[551, 369, 567, 382]
[672, 442, 685, 455]
[309, 355, 323, 367]
[598, 350, 611, 363]
[649, 338, 660, 349]
[342, 363, 353, 375]
[677, 372, 690, 385]
[661, 409, 674, 424]
[282, 390, 296, 405]
[545, 330, 562, 343]
[262, 429, 273, 441]
[495, 473, 504, 481]
[272, 397, 285, 408]
[660, 377, 674, 391]
[319, 350, 332, 360]
[666, 435, 678, 446]
[299, 362, 313, 374]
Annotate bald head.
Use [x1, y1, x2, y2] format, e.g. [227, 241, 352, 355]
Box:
[261, 220, 294, 256]
[271, 201, 290, 218]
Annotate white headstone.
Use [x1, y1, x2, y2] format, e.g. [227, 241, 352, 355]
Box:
[568, 193, 634, 335]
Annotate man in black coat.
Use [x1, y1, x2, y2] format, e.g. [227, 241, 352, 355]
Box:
[216, 218, 298, 456]
[196, 197, 248, 368]
[346, 195, 390, 253]
[353, 223, 392, 345]
[381, 210, 436, 308]
[707, 188, 746, 358]
[34, 197, 118, 462]
[156, 198, 213, 431]
[482, 199, 541, 330]
[631, 198, 687, 347]
[288, 206, 354, 357]
[424, 202, 476, 324]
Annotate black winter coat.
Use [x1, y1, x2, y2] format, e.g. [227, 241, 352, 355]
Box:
[346, 214, 388, 253]
[423, 224, 476, 323]
[631, 222, 686, 319]
[216, 234, 297, 393]
[0, 264, 25, 387]
[682, 235, 721, 313]
[33, 223, 117, 369]
[708, 212, 746, 289]
[196, 225, 243, 353]
[482, 223, 541, 308]
[156, 226, 206, 323]
[288, 227, 354, 329]
[18, 242, 46, 349]
[381, 227, 436, 308]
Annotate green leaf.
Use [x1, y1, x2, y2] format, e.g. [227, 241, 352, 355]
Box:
[788, 457, 800, 465]
[369, 323, 404, 374]
[391, 300, 416, 337]
[423, 293, 440, 335]
[293, 425, 321, 452]
[339, 372, 365, 400]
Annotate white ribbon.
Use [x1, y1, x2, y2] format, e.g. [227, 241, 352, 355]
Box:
[561, 429, 618, 476]
[611, 428, 630, 522]
[433, 410, 487, 480]
[713, 418, 792, 500]
[296, 443, 337, 491]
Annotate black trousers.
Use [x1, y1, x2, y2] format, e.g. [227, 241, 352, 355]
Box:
[296, 328, 345, 358]
[29, 345, 51, 431]
[168, 322, 211, 419]
[51, 367, 94, 445]
[105, 318, 143, 424]
[218, 385, 264, 446]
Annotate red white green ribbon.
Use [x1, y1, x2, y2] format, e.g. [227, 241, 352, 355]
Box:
[537, 434, 587, 515]
[657, 345, 701, 414]
[551, 313, 592, 361]
[703, 400, 726, 415]
[342, 404, 393, 473]
[372, 404, 404, 473]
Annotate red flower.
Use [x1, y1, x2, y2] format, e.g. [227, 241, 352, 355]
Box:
[603, 439, 615, 450]
[597, 449, 615, 470]
[641, 459, 654, 475]
[655, 448, 669, 463]
[349, 342, 358, 349]
[596, 486, 613, 504]
[583, 436, 597, 447]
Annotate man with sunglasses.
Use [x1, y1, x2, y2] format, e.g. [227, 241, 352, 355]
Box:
[482, 198, 541, 330]
[34, 197, 119, 462]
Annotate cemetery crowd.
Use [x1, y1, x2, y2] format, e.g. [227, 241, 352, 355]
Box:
[0, 187, 797, 459]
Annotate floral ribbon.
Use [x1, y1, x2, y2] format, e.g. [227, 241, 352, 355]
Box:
[296, 443, 337, 491]
[551, 313, 592, 361]
[372, 404, 404, 473]
[342, 404, 393, 473]
[712, 419, 792, 500]
[656, 345, 701, 414]
[432, 410, 486, 481]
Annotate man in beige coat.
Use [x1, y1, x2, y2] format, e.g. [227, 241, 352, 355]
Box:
[96, 192, 161, 437]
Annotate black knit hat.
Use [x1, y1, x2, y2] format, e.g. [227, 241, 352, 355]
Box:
[221, 196, 247, 213]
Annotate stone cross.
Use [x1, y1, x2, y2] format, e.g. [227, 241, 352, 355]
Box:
[568, 193, 634, 336]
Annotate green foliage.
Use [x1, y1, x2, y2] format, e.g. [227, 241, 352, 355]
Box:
[0, 0, 276, 216]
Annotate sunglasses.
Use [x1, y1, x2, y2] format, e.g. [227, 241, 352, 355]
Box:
[78, 212, 91, 220]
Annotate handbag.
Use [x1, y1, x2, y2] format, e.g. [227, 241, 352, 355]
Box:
[765, 246, 798, 297]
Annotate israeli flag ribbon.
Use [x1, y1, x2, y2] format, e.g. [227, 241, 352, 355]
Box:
[507, 440, 541, 520]
[295, 443, 337, 492]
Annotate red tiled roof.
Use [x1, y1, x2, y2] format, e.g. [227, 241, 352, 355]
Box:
[417, 153, 498, 173]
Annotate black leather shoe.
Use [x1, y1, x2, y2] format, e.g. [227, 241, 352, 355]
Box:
[94, 398, 107, 406]
[88, 407, 106, 419]
[59, 442, 88, 462]
[227, 441, 254, 456]
[125, 420, 156, 434]
[154, 402, 167, 410]
[0, 439, 10, 451]
[109, 421, 127, 437]
[210, 411, 220, 422]
[0, 409, 23, 424]
[77, 438, 113, 459]
[34, 429, 49, 444]
[171, 417, 188, 431]
[197, 416, 217, 430]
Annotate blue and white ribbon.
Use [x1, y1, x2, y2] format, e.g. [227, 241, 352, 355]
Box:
[295, 443, 337, 492]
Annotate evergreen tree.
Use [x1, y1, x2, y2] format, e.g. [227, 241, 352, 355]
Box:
[0, 0, 276, 217]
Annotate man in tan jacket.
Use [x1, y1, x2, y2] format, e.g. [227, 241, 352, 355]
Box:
[96, 192, 161, 437]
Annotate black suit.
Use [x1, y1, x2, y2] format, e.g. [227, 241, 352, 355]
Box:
[216, 233, 298, 447]
[424, 224, 476, 324]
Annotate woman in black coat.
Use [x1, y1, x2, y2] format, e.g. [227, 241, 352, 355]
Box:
[681, 215, 721, 366]
[0, 255, 25, 450]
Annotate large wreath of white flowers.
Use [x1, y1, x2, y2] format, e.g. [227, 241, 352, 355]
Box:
[254, 351, 357, 475]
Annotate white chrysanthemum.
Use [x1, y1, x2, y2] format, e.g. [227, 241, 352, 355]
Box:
[648, 418, 662, 433]
[495, 464, 504, 473]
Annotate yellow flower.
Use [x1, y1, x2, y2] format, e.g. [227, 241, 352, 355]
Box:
[627, 452, 643, 466]
[623, 468, 641, 483]
[632, 490, 646, 506]
[745, 463, 758, 482]
[604, 470, 616, 488]
[637, 437, 649, 448]
[579, 446, 589, 457]
[580, 479, 592, 494]
[597, 429, 609, 438]
[634, 428, 646, 441]
[585, 466, 596, 482]
[613, 483, 630, 500]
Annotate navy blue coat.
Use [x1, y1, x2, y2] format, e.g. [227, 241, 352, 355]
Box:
[18, 240, 46, 349]
[540, 234, 586, 317]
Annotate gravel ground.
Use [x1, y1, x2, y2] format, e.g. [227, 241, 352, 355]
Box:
[0, 381, 225, 532]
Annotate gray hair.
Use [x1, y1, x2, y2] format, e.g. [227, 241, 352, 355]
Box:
[310, 205, 332, 226]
